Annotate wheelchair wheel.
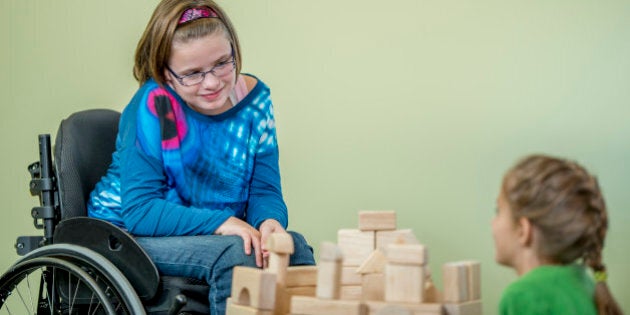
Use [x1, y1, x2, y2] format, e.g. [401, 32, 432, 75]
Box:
[0, 244, 145, 315]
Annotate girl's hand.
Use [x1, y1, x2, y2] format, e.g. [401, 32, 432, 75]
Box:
[215, 217, 263, 267]
[259, 219, 287, 267]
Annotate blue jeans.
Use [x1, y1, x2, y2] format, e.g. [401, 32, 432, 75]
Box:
[135, 231, 315, 315]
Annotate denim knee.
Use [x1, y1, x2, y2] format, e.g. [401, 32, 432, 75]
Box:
[288, 231, 316, 266]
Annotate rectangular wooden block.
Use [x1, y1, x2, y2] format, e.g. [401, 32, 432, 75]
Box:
[286, 266, 318, 288]
[227, 302, 273, 315]
[442, 263, 469, 303]
[290, 296, 368, 315]
[316, 260, 342, 299]
[465, 261, 481, 300]
[337, 229, 375, 266]
[365, 301, 443, 315]
[443, 300, 482, 315]
[376, 229, 419, 250]
[386, 244, 427, 265]
[358, 211, 397, 231]
[285, 286, 317, 297]
[341, 266, 362, 285]
[340, 285, 363, 300]
[385, 264, 425, 304]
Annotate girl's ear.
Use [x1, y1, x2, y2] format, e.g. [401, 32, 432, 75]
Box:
[517, 217, 534, 247]
[164, 71, 175, 89]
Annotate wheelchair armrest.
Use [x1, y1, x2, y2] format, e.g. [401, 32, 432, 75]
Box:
[54, 217, 160, 301]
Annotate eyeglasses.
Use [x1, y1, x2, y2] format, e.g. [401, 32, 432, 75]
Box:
[166, 58, 236, 86]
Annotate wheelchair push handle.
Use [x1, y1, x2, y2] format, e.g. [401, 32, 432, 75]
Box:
[28, 134, 58, 244]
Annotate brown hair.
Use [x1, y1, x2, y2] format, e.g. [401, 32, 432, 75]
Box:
[133, 0, 242, 86]
[502, 154, 623, 315]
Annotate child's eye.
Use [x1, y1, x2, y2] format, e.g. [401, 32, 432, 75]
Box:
[183, 72, 203, 79]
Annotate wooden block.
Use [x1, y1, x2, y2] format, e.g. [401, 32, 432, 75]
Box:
[337, 229, 375, 266]
[266, 232, 294, 254]
[361, 273, 384, 301]
[443, 300, 482, 315]
[285, 286, 317, 297]
[319, 242, 344, 262]
[231, 266, 277, 310]
[341, 266, 362, 285]
[274, 285, 290, 315]
[286, 266, 318, 288]
[365, 301, 443, 315]
[290, 296, 368, 315]
[316, 260, 342, 299]
[376, 229, 419, 251]
[358, 211, 397, 231]
[423, 272, 442, 303]
[340, 285, 362, 300]
[464, 261, 481, 300]
[387, 244, 427, 265]
[442, 262, 468, 303]
[385, 264, 425, 304]
[356, 249, 386, 275]
[227, 302, 273, 315]
[267, 253, 290, 286]
[374, 305, 412, 315]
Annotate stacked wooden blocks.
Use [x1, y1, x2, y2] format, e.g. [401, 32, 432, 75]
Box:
[227, 233, 318, 315]
[228, 211, 482, 315]
[441, 261, 482, 315]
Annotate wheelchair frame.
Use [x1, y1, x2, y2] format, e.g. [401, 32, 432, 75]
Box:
[0, 132, 192, 314]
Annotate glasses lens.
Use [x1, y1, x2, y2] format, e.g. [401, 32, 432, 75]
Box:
[214, 60, 235, 77]
[181, 73, 204, 86]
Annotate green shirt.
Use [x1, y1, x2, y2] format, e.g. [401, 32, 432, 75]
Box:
[499, 264, 596, 315]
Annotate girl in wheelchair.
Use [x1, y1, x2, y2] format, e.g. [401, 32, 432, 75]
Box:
[87, 1, 316, 314]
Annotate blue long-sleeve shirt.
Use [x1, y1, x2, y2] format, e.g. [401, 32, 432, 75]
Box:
[87, 76, 288, 236]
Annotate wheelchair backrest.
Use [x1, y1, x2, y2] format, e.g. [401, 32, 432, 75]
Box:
[54, 109, 120, 220]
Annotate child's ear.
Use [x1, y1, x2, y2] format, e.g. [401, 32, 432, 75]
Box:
[164, 72, 175, 89]
[517, 217, 534, 247]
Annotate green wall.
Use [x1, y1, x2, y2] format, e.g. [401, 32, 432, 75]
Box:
[1, 1, 628, 313]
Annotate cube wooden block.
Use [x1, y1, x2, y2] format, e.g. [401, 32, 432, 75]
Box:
[386, 244, 427, 265]
[337, 229, 375, 266]
[231, 267, 277, 310]
[443, 300, 482, 315]
[358, 211, 397, 231]
[376, 229, 419, 250]
[290, 296, 368, 315]
[385, 263, 425, 304]
[442, 261, 481, 303]
[361, 273, 384, 301]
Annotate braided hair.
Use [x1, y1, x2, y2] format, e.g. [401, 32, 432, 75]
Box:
[502, 155, 623, 315]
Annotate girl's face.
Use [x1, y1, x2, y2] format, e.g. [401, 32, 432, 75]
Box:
[166, 31, 235, 116]
[492, 189, 521, 268]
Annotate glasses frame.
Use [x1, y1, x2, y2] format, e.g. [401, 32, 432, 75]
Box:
[166, 49, 236, 87]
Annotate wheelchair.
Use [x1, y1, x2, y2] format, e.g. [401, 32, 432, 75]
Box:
[0, 109, 211, 314]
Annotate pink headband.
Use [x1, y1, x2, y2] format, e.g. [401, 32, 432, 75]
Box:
[178, 7, 219, 25]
